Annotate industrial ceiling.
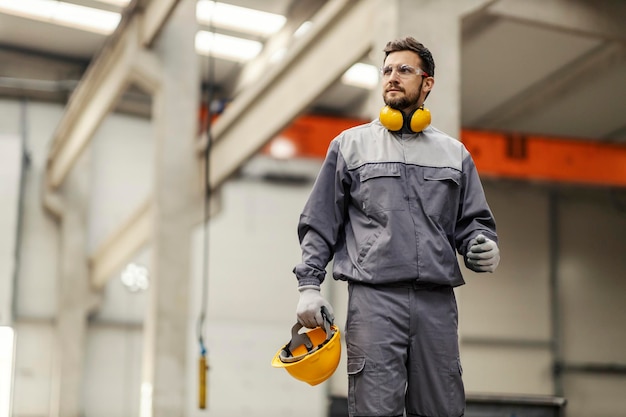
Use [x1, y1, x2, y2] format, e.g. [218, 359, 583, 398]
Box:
[0, 0, 624, 145]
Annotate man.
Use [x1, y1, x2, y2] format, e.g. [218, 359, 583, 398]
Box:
[294, 36, 500, 417]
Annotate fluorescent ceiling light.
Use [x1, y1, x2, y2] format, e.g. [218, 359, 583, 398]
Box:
[294, 21, 312, 38]
[196, 31, 263, 62]
[269, 136, 297, 159]
[92, 0, 131, 6]
[269, 47, 287, 64]
[196, 0, 286, 37]
[0, 0, 121, 35]
[342, 63, 379, 90]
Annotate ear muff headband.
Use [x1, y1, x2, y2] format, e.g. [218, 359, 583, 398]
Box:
[379, 105, 431, 133]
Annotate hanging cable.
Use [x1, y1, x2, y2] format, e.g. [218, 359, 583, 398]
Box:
[196, 1, 217, 410]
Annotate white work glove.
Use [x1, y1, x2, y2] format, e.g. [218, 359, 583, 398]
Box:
[466, 234, 500, 273]
[296, 285, 334, 329]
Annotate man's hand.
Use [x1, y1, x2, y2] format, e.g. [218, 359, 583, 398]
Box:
[296, 286, 334, 328]
[466, 234, 500, 272]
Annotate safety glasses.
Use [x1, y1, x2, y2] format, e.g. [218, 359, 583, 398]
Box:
[380, 64, 429, 79]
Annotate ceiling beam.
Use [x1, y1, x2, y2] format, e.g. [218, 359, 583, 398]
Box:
[603, 125, 626, 143]
[472, 41, 626, 128]
[45, 20, 138, 189]
[89, 190, 220, 289]
[45, 0, 178, 190]
[204, 0, 375, 190]
[488, 0, 626, 42]
[232, 0, 326, 95]
[90, 200, 152, 289]
[139, 0, 180, 47]
[130, 48, 163, 94]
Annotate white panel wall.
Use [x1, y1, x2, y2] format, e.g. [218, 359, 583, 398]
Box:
[5, 98, 626, 417]
[460, 182, 626, 416]
[188, 176, 329, 417]
[12, 101, 64, 320]
[564, 374, 626, 416]
[459, 182, 554, 395]
[3, 99, 64, 417]
[0, 134, 21, 326]
[11, 322, 56, 416]
[559, 191, 626, 363]
[83, 325, 143, 417]
[0, 99, 21, 133]
[9, 100, 153, 416]
[460, 182, 552, 341]
[559, 190, 626, 416]
[91, 248, 149, 325]
[89, 113, 153, 255]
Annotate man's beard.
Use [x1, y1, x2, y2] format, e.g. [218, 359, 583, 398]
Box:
[384, 79, 423, 111]
[384, 89, 421, 111]
[385, 95, 414, 110]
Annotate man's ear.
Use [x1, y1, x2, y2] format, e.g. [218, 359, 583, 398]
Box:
[423, 76, 434, 94]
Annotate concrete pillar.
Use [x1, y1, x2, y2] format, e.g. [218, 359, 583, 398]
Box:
[366, 0, 487, 138]
[141, 0, 202, 415]
[54, 151, 99, 417]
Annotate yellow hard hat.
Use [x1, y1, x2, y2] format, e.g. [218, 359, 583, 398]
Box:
[271, 307, 341, 386]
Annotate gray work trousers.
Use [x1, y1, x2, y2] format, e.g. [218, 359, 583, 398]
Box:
[346, 282, 464, 417]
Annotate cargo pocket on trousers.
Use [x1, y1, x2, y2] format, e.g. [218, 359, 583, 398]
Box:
[448, 358, 465, 417]
[347, 356, 372, 416]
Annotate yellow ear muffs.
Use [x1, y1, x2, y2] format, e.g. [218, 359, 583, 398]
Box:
[379, 105, 404, 131]
[408, 106, 431, 133]
[379, 105, 431, 133]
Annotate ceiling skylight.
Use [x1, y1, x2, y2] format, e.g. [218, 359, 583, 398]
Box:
[342, 63, 379, 90]
[0, 0, 121, 34]
[195, 31, 263, 62]
[0, 0, 278, 63]
[196, 0, 286, 37]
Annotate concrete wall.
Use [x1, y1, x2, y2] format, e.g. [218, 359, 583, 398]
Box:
[3, 98, 626, 416]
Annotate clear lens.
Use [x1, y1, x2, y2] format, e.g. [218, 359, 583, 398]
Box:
[380, 64, 424, 78]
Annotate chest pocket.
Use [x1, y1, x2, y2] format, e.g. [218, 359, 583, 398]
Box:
[423, 167, 461, 184]
[422, 166, 461, 227]
[358, 164, 406, 214]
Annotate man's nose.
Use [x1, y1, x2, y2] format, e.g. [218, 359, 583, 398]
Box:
[388, 68, 401, 81]
[387, 76, 401, 86]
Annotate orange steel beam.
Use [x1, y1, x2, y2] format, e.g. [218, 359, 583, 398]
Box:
[248, 112, 626, 188]
[262, 114, 368, 159]
[462, 130, 626, 188]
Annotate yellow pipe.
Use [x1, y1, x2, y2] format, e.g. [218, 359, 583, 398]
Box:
[199, 355, 208, 409]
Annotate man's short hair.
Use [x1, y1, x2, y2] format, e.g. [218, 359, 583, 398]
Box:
[383, 37, 435, 78]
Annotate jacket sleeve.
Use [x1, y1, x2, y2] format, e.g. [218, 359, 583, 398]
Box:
[293, 139, 350, 287]
[455, 146, 498, 258]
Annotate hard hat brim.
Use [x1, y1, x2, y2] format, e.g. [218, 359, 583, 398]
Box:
[271, 324, 341, 386]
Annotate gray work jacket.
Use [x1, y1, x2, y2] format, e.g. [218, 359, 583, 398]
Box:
[294, 119, 498, 288]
